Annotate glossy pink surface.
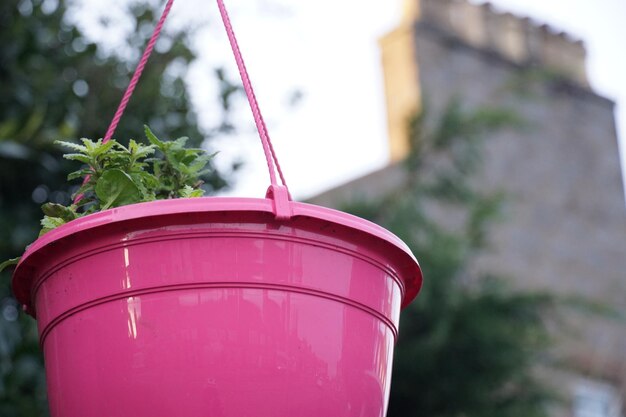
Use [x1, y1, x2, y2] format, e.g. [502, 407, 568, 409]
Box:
[13, 198, 422, 417]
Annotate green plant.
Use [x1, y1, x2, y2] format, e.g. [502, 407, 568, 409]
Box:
[0, 126, 214, 272]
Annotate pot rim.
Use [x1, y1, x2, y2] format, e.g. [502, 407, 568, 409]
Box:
[13, 197, 422, 310]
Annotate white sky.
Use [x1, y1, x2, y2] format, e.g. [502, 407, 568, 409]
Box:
[184, 0, 403, 200]
[75, 0, 626, 201]
[192, 0, 626, 201]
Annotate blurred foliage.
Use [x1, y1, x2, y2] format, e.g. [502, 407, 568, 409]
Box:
[342, 101, 558, 417]
[0, 0, 239, 414]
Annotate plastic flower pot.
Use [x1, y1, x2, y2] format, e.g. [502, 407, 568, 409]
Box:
[11, 2, 422, 415]
[13, 194, 422, 417]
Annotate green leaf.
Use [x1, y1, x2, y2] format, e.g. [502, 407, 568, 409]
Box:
[173, 136, 189, 148]
[68, 169, 92, 181]
[144, 125, 164, 148]
[41, 216, 66, 229]
[62, 153, 91, 164]
[80, 138, 100, 153]
[95, 169, 143, 210]
[179, 185, 205, 198]
[187, 154, 212, 173]
[55, 140, 87, 153]
[91, 140, 117, 157]
[39, 216, 67, 236]
[132, 171, 158, 188]
[196, 169, 212, 177]
[0, 257, 20, 273]
[128, 139, 155, 159]
[41, 203, 78, 222]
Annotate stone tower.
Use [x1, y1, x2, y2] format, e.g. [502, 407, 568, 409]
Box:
[309, 1, 626, 415]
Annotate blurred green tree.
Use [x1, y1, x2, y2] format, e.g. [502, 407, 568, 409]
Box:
[0, 0, 238, 414]
[343, 102, 558, 417]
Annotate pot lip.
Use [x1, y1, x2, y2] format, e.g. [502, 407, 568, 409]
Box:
[13, 197, 422, 309]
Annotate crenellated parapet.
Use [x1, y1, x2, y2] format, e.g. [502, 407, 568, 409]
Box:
[415, 0, 588, 85]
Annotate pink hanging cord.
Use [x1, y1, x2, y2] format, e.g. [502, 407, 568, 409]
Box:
[103, 0, 175, 142]
[74, 0, 175, 204]
[74, 0, 289, 204]
[216, 0, 287, 189]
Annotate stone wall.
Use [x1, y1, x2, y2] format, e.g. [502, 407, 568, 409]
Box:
[410, 18, 626, 384]
[419, 0, 588, 85]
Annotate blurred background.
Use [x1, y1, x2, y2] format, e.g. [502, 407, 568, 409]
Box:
[1, 0, 625, 416]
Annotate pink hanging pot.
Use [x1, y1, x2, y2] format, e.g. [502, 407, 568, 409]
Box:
[11, 1, 423, 417]
[13, 192, 422, 417]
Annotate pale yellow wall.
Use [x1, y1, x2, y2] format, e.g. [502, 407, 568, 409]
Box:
[402, 0, 420, 23]
[379, 8, 421, 163]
